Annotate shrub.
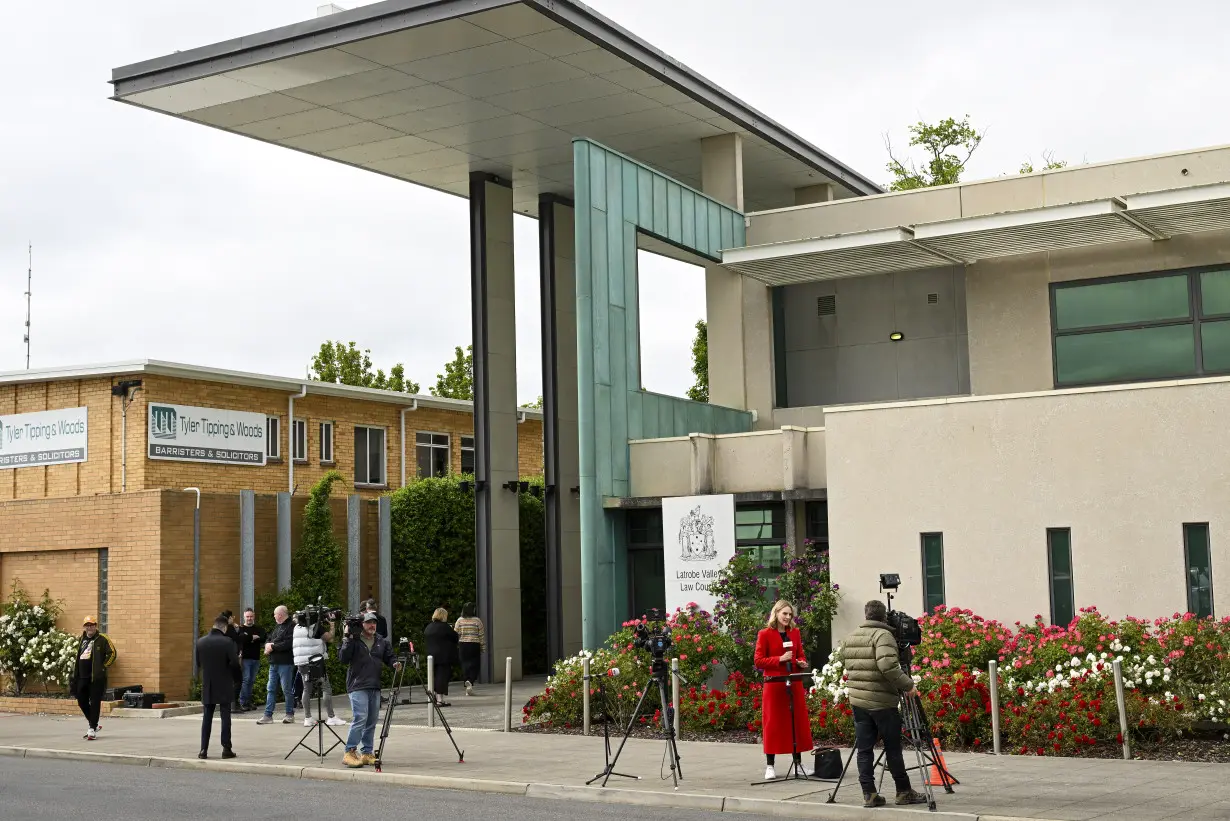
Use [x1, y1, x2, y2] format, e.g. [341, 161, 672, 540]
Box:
[0, 582, 63, 695]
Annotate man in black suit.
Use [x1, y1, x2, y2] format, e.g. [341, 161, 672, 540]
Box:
[196, 614, 242, 759]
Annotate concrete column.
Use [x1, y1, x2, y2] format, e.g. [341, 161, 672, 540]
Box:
[347, 493, 360, 615]
[239, 490, 255, 610]
[471, 172, 522, 682]
[378, 496, 392, 636]
[784, 502, 798, 558]
[540, 195, 582, 663]
[795, 183, 835, 205]
[276, 491, 292, 592]
[702, 134, 775, 428]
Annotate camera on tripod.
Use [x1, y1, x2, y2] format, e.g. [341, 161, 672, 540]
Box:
[633, 608, 673, 673]
[293, 597, 344, 639]
[879, 573, 922, 666]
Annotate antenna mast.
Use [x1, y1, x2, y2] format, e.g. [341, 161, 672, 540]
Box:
[24, 243, 32, 369]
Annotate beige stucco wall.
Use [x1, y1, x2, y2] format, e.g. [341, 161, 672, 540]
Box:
[824, 377, 1230, 640]
[628, 428, 826, 497]
[965, 228, 1230, 395]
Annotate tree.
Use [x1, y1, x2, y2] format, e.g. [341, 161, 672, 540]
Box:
[432, 345, 473, 400]
[309, 341, 419, 393]
[687, 319, 708, 403]
[1020, 150, 1068, 175]
[885, 115, 985, 191]
[523, 396, 544, 410]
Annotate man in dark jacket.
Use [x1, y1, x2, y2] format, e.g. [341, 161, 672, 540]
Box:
[840, 600, 927, 808]
[257, 605, 296, 724]
[236, 608, 266, 711]
[338, 612, 399, 767]
[196, 615, 242, 759]
[72, 616, 115, 741]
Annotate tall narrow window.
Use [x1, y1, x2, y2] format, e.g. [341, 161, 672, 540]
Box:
[319, 421, 334, 463]
[416, 432, 450, 478]
[266, 417, 281, 459]
[98, 548, 109, 633]
[354, 426, 386, 486]
[291, 418, 307, 463]
[1184, 523, 1215, 619]
[460, 435, 475, 474]
[921, 533, 945, 613]
[1047, 528, 1075, 628]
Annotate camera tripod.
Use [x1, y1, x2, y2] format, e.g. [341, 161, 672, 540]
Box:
[374, 639, 464, 772]
[822, 693, 957, 812]
[585, 673, 639, 786]
[594, 659, 685, 790]
[284, 655, 345, 765]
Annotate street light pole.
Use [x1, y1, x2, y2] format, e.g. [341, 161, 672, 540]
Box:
[185, 487, 201, 681]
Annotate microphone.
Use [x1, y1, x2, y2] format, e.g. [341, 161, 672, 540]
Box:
[607, 667, 620, 677]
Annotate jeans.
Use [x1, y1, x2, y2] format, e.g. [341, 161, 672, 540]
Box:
[853, 705, 911, 795]
[297, 663, 335, 719]
[201, 703, 232, 752]
[240, 659, 260, 707]
[263, 663, 296, 718]
[346, 689, 381, 754]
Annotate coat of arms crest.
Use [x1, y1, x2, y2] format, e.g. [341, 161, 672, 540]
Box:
[677, 505, 717, 562]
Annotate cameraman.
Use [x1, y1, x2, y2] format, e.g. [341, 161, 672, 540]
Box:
[841, 600, 927, 808]
[292, 610, 345, 728]
[338, 612, 400, 768]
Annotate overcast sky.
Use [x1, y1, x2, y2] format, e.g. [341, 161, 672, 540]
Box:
[2, 1, 1228, 403]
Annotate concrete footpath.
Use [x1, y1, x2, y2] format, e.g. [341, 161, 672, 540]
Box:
[2, 709, 1228, 821]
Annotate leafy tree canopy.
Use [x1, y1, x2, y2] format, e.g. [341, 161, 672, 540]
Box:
[310, 341, 419, 394]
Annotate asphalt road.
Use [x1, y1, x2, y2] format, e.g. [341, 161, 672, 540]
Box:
[1, 757, 730, 821]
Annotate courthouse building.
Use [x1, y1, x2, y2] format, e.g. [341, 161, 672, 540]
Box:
[0, 359, 542, 698]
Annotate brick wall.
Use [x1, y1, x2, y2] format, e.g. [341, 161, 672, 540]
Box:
[0, 492, 164, 695]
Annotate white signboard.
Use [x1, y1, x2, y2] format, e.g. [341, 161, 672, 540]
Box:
[661, 494, 737, 616]
[0, 407, 88, 469]
[148, 403, 266, 465]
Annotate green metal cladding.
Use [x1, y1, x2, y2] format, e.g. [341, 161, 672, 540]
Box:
[573, 138, 753, 648]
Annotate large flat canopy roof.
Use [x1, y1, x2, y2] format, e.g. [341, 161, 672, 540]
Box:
[110, 0, 881, 216]
[723, 182, 1230, 285]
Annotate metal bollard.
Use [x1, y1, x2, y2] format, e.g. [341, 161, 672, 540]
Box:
[504, 657, 513, 732]
[1112, 658, 1131, 759]
[427, 655, 435, 728]
[671, 658, 680, 737]
[988, 660, 1001, 755]
[582, 657, 591, 736]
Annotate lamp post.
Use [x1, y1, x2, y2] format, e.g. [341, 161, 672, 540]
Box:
[185, 487, 201, 680]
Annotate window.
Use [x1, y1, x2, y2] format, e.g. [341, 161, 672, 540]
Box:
[1051, 267, 1230, 387]
[291, 418, 307, 463]
[805, 501, 829, 553]
[921, 533, 945, 613]
[98, 548, 109, 633]
[1183, 523, 1215, 619]
[736, 505, 786, 601]
[627, 509, 665, 621]
[1047, 528, 1075, 628]
[416, 432, 450, 478]
[354, 426, 386, 486]
[266, 417, 281, 459]
[460, 435, 475, 474]
[319, 421, 334, 464]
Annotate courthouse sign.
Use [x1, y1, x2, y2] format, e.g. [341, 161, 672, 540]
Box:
[148, 403, 266, 465]
[0, 407, 89, 468]
[660, 494, 737, 616]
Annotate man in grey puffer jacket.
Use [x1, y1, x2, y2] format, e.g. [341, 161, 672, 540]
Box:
[840, 600, 927, 808]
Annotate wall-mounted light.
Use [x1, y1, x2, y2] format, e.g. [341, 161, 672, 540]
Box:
[889, 332, 904, 342]
[570, 486, 581, 496]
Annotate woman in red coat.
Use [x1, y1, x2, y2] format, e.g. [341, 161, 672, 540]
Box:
[754, 600, 814, 779]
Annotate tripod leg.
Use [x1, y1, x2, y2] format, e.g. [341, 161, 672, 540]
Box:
[601, 678, 656, 788]
[824, 746, 860, 803]
[656, 678, 682, 788]
[422, 683, 465, 762]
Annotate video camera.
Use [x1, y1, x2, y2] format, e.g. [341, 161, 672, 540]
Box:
[633, 608, 673, 676]
[293, 597, 344, 639]
[342, 611, 367, 639]
[879, 573, 922, 667]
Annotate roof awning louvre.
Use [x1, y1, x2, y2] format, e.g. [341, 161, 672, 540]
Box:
[723, 183, 1230, 286]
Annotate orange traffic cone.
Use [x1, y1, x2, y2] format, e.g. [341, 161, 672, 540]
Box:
[925, 738, 955, 786]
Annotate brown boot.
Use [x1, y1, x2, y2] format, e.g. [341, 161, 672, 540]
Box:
[360, 753, 376, 766]
[896, 789, 929, 805]
[864, 792, 886, 808]
[342, 749, 364, 768]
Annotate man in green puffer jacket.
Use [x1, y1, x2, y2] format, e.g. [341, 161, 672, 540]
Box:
[840, 600, 927, 808]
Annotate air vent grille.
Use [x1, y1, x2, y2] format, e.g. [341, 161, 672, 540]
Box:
[927, 293, 939, 304]
[817, 294, 836, 317]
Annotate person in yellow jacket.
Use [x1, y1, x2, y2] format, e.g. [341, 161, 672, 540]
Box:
[72, 616, 116, 741]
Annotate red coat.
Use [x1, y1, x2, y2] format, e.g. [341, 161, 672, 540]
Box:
[754, 627, 814, 755]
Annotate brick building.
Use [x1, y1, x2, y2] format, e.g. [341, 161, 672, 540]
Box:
[0, 360, 544, 698]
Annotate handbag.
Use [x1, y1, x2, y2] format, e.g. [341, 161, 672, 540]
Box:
[812, 748, 842, 779]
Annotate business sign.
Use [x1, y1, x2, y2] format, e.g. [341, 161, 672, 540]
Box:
[660, 494, 736, 616]
[0, 407, 89, 469]
[148, 403, 266, 465]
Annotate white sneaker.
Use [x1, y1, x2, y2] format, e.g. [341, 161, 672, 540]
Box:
[304, 717, 317, 727]
[86, 727, 96, 741]
[325, 716, 346, 726]
[464, 680, 473, 696]
[764, 765, 776, 780]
